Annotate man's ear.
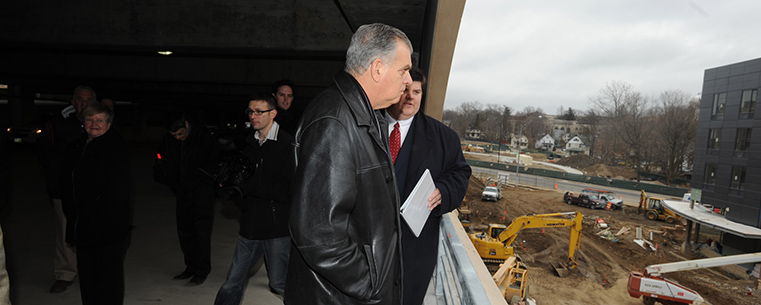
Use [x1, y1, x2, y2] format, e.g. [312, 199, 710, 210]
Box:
[184, 121, 189, 129]
[370, 58, 384, 83]
[271, 109, 277, 120]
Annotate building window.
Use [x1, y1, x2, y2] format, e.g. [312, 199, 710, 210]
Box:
[731, 166, 746, 190]
[708, 128, 721, 150]
[735, 128, 752, 151]
[740, 89, 757, 118]
[704, 164, 717, 185]
[712, 93, 726, 116]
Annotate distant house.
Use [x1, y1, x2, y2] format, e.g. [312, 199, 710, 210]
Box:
[465, 128, 483, 140]
[535, 134, 555, 151]
[510, 134, 529, 150]
[564, 135, 589, 156]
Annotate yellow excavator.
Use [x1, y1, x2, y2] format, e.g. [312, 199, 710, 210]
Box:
[469, 211, 583, 277]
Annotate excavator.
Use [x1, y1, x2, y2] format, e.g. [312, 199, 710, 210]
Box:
[628, 252, 761, 305]
[469, 211, 583, 277]
[639, 190, 683, 224]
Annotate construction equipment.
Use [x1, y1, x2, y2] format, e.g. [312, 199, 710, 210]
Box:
[639, 190, 683, 224]
[457, 199, 473, 231]
[469, 211, 583, 277]
[492, 256, 529, 304]
[628, 252, 761, 305]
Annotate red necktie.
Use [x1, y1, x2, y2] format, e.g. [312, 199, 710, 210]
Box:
[389, 122, 401, 164]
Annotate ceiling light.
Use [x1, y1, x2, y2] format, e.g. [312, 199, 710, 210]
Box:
[158, 51, 173, 55]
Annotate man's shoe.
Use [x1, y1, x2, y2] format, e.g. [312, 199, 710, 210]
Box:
[189, 275, 206, 285]
[49, 280, 72, 293]
[173, 269, 193, 280]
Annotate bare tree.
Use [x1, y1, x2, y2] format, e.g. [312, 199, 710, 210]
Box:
[578, 109, 601, 157]
[479, 104, 508, 142]
[453, 101, 484, 138]
[591, 81, 652, 177]
[442, 109, 466, 138]
[512, 107, 546, 148]
[652, 90, 699, 185]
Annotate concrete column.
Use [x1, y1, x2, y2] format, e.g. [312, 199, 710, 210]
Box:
[683, 219, 693, 254]
[693, 223, 701, 244]
[421, 0, 466, 120]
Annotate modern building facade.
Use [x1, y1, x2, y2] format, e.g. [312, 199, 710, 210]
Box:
[693, 57, 761, 253]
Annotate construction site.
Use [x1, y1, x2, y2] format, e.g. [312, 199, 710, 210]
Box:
[462, 175, 761, 305]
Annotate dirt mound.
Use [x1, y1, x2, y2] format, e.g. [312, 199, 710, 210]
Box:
[584, 164, 638, 180]
[526, 153, 548, 161]
[554, 155, 639, 180]
[555, 154, 598, 168]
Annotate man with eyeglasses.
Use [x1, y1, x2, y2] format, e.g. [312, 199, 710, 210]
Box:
[214, 94, 294, 304]
[39, 85, 96, 293]
[155, 111, 219, 285]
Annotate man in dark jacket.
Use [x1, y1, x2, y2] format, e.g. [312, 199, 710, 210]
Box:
[271, 79, 297, 136]
[155, 112, 219, 285]
[38, 85, 95, 293]
[214, 94, 294, 304]
[284, 23, 412, 305]
[385, 67, 471, 305]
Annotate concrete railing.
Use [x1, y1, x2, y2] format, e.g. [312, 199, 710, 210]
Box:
[431, 212, 507, 304]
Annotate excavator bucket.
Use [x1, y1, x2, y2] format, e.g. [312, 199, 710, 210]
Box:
[551, 261, 569, 277]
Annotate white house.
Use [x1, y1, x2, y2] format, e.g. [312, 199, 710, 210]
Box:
[510, 134, 529, 150]
[535, 134, 555, 151]
[564, 135, 589, 156]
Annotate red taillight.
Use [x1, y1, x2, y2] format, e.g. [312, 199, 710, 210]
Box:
[157, 153, 162, 160]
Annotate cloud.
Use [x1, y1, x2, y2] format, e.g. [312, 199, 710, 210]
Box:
[444, 0, 761, 114]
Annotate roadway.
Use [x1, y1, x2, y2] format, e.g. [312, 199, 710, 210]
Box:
[470, 165, 671, 208]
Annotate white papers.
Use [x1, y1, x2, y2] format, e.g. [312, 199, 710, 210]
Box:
[400, 169, 435, 237]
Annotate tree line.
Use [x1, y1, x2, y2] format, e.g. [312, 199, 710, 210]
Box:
[443, 80, 700, 185]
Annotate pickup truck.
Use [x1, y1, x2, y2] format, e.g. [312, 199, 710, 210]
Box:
[563, 191, 607, 209]
[582, 188, 624, 210]
[481, 186, 502, 201]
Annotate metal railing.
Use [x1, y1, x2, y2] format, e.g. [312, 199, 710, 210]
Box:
[431, 213, 507, 304]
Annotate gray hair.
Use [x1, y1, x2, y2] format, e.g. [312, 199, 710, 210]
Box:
[81, 103, 114, 124]
[344, 23, 413, 76]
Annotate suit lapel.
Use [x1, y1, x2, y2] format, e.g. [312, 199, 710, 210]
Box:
[404, 113, 434, 196]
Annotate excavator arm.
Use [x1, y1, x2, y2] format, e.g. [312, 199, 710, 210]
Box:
[497, 211, 583, 272]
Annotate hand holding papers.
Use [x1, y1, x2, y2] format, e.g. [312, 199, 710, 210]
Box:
[400, 169, 435, 237]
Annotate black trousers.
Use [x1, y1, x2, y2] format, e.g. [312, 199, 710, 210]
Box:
[175, 186, 214, 276]
[77, 241, 126, 305]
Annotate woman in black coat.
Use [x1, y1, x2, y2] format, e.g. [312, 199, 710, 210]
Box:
[62, 103, 131, 305]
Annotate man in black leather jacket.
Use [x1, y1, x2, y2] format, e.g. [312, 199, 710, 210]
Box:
[284, 23, 413, 305]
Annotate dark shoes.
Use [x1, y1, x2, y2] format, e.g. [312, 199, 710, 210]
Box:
[49, 280, 73, 293]
[174, 269, 206, 285]
[189, 275, 206, 285]
[173, 269, 194, 280]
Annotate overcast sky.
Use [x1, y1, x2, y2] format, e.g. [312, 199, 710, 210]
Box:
[443, 0, 761, 115]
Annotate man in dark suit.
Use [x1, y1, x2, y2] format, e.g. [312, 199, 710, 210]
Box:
[384, 66, 471, 305]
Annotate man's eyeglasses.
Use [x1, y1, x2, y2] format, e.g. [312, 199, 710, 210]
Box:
[245, 108, 275, 116]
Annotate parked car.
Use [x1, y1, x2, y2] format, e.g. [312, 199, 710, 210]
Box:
[581, 188, 624, 210]
[6, 124, 42, 144]
[481, 186, 502, 201]
[563, 191, 607, 209]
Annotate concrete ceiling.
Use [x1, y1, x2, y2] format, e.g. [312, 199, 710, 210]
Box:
[0, 0, 443, 110]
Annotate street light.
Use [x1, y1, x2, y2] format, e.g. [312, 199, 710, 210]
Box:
[514, 115, 542, 187]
